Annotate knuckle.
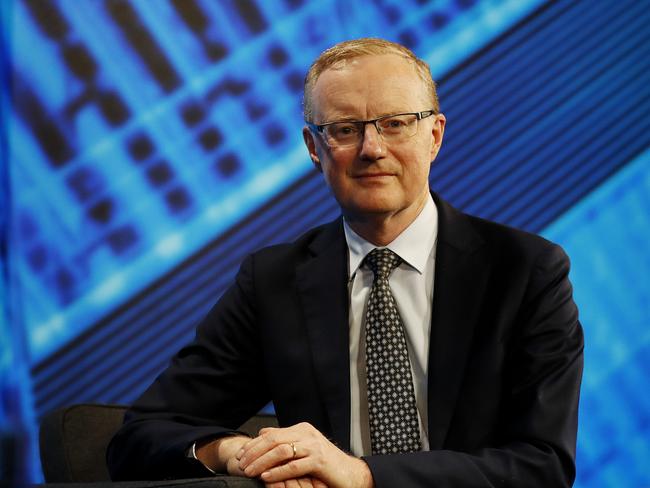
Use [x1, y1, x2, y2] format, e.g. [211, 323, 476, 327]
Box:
[264, 432, 280, 444]
[281, 443, 294, 457]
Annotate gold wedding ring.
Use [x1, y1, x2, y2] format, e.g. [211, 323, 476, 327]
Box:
[289, 442, 297, 458]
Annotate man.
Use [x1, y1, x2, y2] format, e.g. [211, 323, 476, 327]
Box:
[108, 38, 583, 487]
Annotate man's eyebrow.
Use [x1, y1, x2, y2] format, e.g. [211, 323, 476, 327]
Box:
[321, 113, 360, 122]
[324, 111, 408, 123]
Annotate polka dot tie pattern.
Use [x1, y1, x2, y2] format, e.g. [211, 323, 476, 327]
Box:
[364, 248, 421, 455]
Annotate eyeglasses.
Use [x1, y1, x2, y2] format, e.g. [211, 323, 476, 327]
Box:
[306, 110, 437, 148]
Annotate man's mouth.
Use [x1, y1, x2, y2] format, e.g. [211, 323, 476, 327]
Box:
[353, 172, 395, 178]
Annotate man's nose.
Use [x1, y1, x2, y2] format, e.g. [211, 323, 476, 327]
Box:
[359, 122, 385, 158]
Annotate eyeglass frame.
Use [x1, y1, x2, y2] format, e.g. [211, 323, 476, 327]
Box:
[305, 110, 438, 147]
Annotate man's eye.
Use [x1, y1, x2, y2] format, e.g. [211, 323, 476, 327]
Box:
[383, 118, 406, 129]
[333, 124, 358, 136]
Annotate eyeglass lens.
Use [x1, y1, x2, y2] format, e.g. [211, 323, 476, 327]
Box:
[325, 114, 419, 146]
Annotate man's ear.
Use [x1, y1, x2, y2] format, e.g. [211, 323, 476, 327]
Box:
[430, 113, 446, 161]
[303, 126, 322, 172]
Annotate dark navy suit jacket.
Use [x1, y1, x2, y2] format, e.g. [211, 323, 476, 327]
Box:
[108, 193, 584, 487]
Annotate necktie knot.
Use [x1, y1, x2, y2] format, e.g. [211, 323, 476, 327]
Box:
[364, 248, 402, 281]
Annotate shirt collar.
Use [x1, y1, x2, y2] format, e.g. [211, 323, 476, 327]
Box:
[343, 193, 438, 279]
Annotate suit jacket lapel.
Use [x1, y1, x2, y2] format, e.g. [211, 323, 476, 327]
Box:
[293, 197, 490, 452]
[427, 194, 490, 449]
[295, 218, 351, 451]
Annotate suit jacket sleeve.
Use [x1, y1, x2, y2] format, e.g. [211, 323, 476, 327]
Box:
[108, 216, 583, 487]
[107, 255, 269, 480]
[364, 243, 584, 488]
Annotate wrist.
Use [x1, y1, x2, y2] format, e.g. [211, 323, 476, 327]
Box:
[196, 435, 249, 474]
[350, 456, 375, 488]
[188, 440, 217, 474]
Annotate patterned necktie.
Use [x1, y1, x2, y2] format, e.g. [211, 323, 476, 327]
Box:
[364, 248, 421, 454]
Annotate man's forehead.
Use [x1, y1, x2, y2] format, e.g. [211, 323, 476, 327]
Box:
[315, 54, 421, 92]
[311, 54, 427, 117]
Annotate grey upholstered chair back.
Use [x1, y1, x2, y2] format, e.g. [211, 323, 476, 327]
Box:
[40, 403, 128, 482]
[39, 403, 278, 483]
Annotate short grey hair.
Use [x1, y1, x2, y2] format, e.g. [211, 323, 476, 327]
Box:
[303, 37, 439, 122]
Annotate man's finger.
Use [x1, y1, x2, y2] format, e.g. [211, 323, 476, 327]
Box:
[264, 482, 286, 488]
[226, 457, 246, 477]
[243, 442, 296, 477]
[297, 478, 315, 488]
[260, 458, 312, 483]
[240, 428, 293, 467]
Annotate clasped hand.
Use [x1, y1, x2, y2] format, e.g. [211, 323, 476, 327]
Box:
[211, 422, 373, 488]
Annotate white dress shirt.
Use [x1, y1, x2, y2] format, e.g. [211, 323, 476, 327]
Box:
[344, 194, 438, 456]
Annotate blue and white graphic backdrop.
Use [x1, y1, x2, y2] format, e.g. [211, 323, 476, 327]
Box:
[1, 0, 649, 485]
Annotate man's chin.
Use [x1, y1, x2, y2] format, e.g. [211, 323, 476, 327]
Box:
[341, 199, 402, 219]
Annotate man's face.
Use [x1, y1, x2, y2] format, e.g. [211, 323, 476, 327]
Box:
[303, 54, 445, 224]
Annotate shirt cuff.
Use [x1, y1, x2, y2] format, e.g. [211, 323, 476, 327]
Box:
[186, 441, 218, 475]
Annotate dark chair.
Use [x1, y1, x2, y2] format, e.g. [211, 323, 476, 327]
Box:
[39, 403, 278, 483]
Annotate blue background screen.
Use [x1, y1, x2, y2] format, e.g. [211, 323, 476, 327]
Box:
[1, 0, 648, 485]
